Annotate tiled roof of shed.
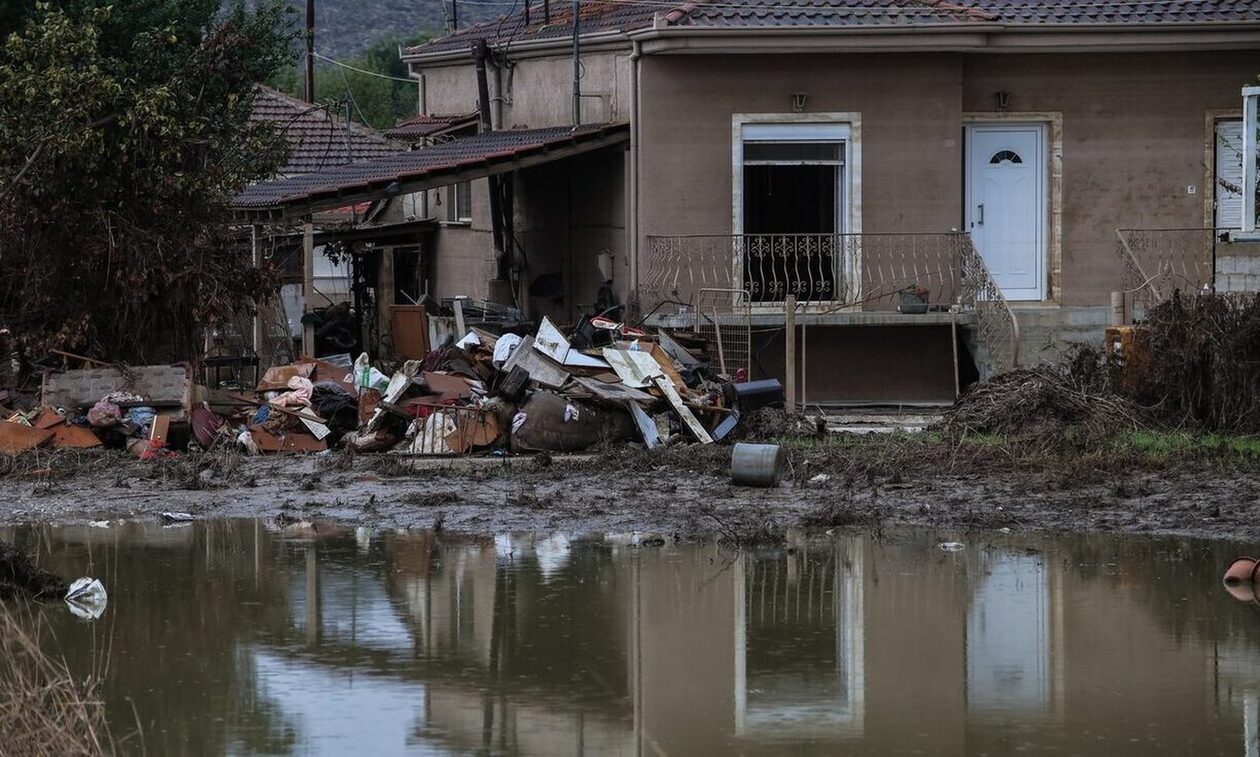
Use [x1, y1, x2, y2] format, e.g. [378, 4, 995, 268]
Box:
[404, 0, 1260, 56]
[233, 122, 629, 213]
[250, 86, 403, 176]
[384, 112, 480, 140]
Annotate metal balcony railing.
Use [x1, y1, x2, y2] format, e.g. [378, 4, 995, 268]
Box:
[1115, 228, 1232, 317]
[643, 232, 1020, 372]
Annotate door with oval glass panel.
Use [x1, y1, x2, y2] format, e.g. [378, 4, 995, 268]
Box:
[965, 124, 1048, 301]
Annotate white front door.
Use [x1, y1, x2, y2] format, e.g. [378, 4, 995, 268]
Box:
[966, 125, 1047, 301]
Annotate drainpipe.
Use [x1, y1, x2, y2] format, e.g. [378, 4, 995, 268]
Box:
[492, 56, 504, 129]
[571, 0, 581, 126]
[303, 0, 315, 103]
[629, 39, 642, 316]
[474, 40, 510, 297]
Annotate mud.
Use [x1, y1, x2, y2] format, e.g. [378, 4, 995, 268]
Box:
[0, 444, 1258, 542]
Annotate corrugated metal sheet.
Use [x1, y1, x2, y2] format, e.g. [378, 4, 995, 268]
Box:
[232, 123, 629, 212]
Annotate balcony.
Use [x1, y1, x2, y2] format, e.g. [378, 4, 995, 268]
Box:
[641, 232, 1020, 376]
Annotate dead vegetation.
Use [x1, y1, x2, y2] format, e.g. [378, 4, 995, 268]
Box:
[941, 345, 1144, 446]
[0, 604, 117, 756]
[0, 541, 66, 600]
[1139, 292, 1260, 432]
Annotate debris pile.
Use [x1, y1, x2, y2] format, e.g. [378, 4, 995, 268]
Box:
[1139, 292, 1260, 433]
[941, 346, 1140, 442]
[0, 314, 782, 459]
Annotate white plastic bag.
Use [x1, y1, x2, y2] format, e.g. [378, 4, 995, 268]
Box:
[65, 578, 108, 621]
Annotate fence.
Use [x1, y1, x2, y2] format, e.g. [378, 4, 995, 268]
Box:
[1115, 228, 1221, 318]
[643, 232, 1020, 373]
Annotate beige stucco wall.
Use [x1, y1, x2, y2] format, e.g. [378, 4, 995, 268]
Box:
[962, 51, 1257, 307]
[418, 50, 631, 128]
[638, 52, 965, 240]
[637, 50, 1256, 311]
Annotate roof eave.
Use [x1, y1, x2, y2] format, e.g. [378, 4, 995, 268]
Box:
[626, 21, 1260, 54]
[403, 29, 632, 67]
[232, 125, 630, 222]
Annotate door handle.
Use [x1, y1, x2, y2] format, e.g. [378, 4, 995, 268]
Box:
[977, 203, 985, 226]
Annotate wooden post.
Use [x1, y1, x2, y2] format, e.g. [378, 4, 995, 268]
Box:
[784, 295, 796, 414]
[302, 221, 315, 357]
[377, 246, 396, 355]
[251, 225, 264, 360]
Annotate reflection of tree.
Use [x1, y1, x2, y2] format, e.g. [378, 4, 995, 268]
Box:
[1065, 533, 1260, 651]
[15, 520, 294, 756]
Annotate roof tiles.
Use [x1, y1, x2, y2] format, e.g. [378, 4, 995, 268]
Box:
[233, 123, 629, 212]
[404, 0, 1260, 56]
[250, 86, 403, 176]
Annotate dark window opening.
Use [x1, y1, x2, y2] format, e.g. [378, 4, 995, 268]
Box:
[743, 163, 840, 302]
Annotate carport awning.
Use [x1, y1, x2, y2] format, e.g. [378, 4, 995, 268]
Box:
[233, 122, 629, 221]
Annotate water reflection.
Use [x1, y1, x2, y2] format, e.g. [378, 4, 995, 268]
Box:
[5, 521, 1260, 755]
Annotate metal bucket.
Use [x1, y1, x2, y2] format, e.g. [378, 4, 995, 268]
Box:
[730, 443, 785, 487]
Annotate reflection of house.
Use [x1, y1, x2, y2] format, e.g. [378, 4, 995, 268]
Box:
[245, 530, 1258, 755]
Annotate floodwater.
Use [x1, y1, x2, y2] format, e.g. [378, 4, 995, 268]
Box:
[5, 521, 1260, 756]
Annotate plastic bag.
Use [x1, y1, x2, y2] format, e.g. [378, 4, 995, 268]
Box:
[64, 578, 108, 621]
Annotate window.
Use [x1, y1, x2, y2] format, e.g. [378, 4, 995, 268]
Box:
[989, 149, 1023, 165]
[1242, 86, 1259, 236]
[736, 120, 854, 303]
[449, 181, 472, 223]
[1216, 119, 1244, 231]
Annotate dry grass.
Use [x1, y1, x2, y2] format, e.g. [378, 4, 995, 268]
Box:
[0, 603, 117, 757]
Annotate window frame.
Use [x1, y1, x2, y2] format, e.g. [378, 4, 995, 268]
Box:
[448, 181, 473, 224]
[732, 114, 863, 309]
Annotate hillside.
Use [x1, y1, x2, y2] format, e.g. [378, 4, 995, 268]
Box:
[293, 0, 516, 57]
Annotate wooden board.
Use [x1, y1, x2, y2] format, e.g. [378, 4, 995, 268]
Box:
[502, 336, 570, 389]
[249, 426, 326, 453]
[653, 376, 713, 444]
[0, 421, 55, 454]
[51, 424, 102, 449]
[573, 376, 656, 405]
[392, 305, 431, 360]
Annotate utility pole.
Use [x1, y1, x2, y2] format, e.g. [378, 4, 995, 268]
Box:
[304, 0, 315, 102]
[452, 0, 459, 31]
[571, 0, 581, 125]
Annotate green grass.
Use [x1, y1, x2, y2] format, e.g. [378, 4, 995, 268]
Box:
[1119, 431, 1260, 459]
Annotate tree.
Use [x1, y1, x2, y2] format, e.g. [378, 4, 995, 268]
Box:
[274, 32, 431, 130]
[0, 1, 297, 361]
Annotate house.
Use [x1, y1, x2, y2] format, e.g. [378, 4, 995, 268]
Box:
[236, 1, 1260, 404]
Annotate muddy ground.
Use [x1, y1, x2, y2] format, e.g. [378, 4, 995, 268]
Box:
[1, 440, 1259, 543]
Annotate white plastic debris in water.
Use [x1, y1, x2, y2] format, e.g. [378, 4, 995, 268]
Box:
[88, 520, 110, 529]
[809, 473, 831, 484]
[938, 542, 966, 552]
[161, 512, 194, 522]
[64, 578, 108, 621]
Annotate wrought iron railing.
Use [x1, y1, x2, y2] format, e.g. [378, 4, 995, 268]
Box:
[643, 232, 1020, 371]
[1115, 228, 1227, 317]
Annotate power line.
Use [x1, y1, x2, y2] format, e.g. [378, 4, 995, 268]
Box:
[313, 52, 418, 84]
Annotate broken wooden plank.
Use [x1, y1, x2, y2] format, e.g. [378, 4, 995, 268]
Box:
[656, 330, 703, 370]
[653, 376, 713, 444]
[573, 376, 656, 405]
[535, 316, 609, 368]
[503, 335, 569, 389]
[0, 421, 55, 454]
[627, 401, 661, 449]
[602, 349, 664, 389]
